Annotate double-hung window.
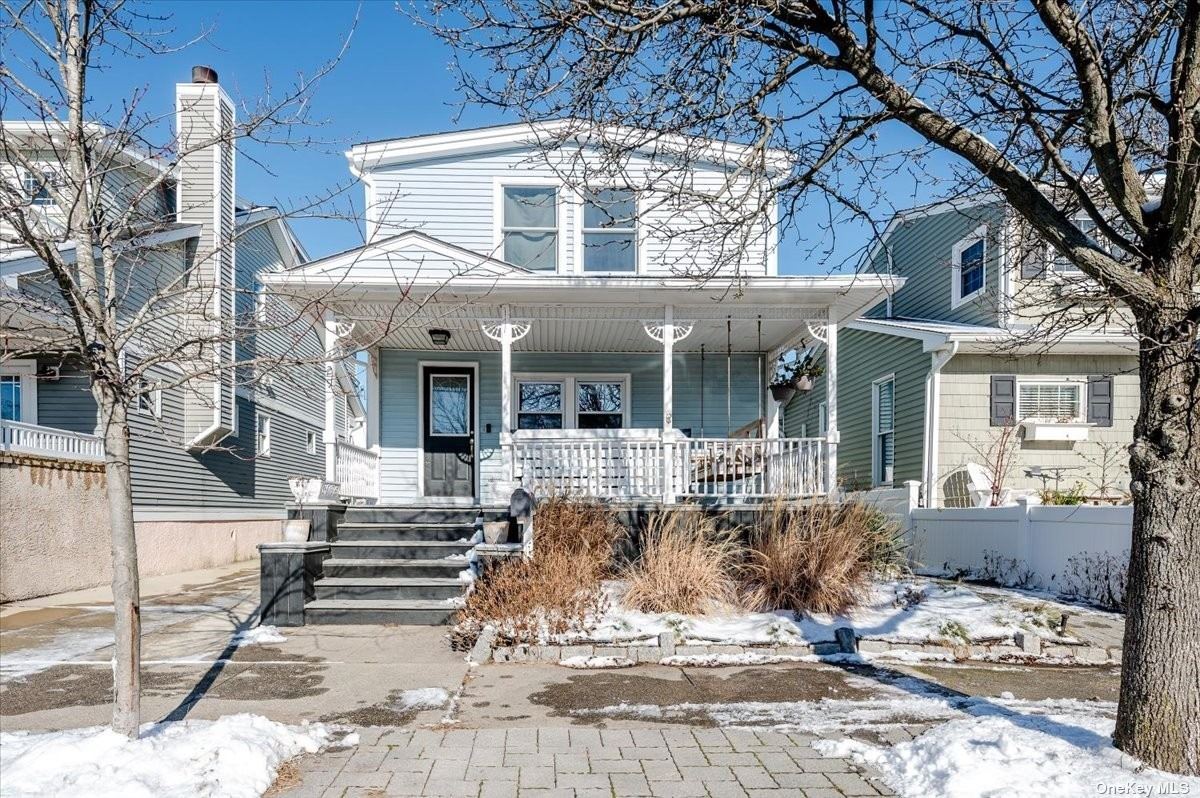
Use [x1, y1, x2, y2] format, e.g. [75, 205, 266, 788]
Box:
[1017, 379, 1084, 422]
[582, 189, 637, 272]
[872, 376, 895, 486]
[515, 375, 627, 430]
[517, 380, 565, 429]
[0, 361, 36, 423]
[23, 169, 56, 206]
[257, 413, 272, 457]
[501, 186, 558, 271]
[951, 227, 987, 307]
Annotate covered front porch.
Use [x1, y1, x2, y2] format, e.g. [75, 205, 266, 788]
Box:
[273, 273, 897, 506]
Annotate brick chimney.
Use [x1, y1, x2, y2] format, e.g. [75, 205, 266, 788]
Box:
[176, 65, 237, 448]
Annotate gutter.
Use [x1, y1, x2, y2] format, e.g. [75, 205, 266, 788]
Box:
[921, 342, 959, 508]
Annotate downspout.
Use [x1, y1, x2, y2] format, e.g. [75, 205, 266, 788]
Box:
[922, 342, 959, 508]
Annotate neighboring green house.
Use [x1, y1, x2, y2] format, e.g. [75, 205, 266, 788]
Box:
[783, 196, 1138, 506]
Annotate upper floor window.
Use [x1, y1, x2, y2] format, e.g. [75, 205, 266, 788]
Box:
[502, 186, 557, 271]
[582, 189, 637, 272]
[951, 227, 987, 308]
[23, 169, 56, 206]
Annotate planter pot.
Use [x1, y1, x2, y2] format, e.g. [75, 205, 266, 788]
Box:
[770, 383, 797, 403]
[482, 521, 510, 545]
[288, 477, 340, 504]
[282, 518, 311, 543]
[792, 375, 814, 392]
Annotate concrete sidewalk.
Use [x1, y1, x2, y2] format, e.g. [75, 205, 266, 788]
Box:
[0, 561, 470, 731]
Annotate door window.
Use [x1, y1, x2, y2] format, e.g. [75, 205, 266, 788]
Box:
[430, 375, 470, 436]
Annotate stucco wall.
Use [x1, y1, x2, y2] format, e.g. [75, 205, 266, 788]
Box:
[1, 455, 281, 602]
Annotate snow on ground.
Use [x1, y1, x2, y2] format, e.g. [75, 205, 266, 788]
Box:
[565, 578, 1075, 648]
[815, 701, 1200, 798]
[659, 652, 812, 667]
[233, 625, 286, 646]
[0, 714, 333, 798]
[394, 687, 450, 711]
[559, 655, 635, 669]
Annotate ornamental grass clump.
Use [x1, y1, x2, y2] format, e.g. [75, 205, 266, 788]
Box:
[621, 508, 743, 615]
[452, 496, 623, 648]
[740, 499, 905, 615]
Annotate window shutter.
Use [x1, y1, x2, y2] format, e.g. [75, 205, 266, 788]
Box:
[990, 375, 1017, 426]
[1087, 375, 1114, 427]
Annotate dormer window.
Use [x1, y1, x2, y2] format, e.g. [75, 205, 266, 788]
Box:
[501, 185, 558, 271]
[951, 226, 987, 308]
[582, 189, 637, 272]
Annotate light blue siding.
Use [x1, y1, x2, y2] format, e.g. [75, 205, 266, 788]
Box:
[378, 349, 764, 502]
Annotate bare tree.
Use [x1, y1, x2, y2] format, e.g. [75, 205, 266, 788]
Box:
[415, 0, 1199, 773]
[0, 0, 380, 738]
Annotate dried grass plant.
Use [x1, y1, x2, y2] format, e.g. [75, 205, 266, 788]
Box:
[453, 495, 623, 647]
[740, 499, 904, 615]
[621, 508, 743, 615]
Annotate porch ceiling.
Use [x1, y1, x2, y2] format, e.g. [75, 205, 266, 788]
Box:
[329, 301, 831, 354]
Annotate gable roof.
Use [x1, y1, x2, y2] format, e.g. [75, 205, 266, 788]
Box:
[347, 119, 793, 176]
[848, 317, 1136, 354]
[292, 229, 531, 281]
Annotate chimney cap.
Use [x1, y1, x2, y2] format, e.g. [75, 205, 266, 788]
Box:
[191, 65, 219, 84]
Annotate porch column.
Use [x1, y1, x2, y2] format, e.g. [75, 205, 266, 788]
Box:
[366, 348, 380, 450]
[825, 321, 839, 496]
[662, 305, 674, 431]
[321, 310, 339, 484]
[481, 308, 531, 490]
[764, 355, 781, 438]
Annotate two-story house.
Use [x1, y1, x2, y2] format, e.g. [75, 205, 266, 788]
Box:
[0, 67, 364, 601]
[267, 121, 902, 509]
[783, 195, 1139, 507]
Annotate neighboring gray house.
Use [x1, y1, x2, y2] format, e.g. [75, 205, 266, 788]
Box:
[783, 196, 1138, 507]
[0, 68, 363, 601]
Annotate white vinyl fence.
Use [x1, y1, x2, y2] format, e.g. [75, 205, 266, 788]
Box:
[847, 481, 1132, 599]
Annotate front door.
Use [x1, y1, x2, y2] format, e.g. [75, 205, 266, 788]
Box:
[423, 367, 475, 498]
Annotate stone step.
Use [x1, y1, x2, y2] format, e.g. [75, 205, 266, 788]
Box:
[320, 558, 467, 579]
[336, 522, 478, 543]
[328, 540, 473, 560]
[343, 506, 503, 525]
[313, 577, 464, 602]
[305, 599, 457, 626]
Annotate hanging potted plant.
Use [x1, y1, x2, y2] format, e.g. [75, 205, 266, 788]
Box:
[791, 353, 825, 392]
[769, 360, 799, 403]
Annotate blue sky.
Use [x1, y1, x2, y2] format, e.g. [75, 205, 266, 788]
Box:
[73, 1, 947, 273]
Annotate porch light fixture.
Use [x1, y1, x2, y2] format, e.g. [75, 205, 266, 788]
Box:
[428, 328, 452, 346]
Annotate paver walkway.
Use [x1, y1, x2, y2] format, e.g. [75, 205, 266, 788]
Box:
[276, 726, 894, 798]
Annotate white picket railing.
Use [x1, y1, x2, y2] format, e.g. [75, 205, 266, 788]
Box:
[676, 437, 826, 499]
[0, 420, 105, 463]
[511, 430, 827, 501]
[333, 440, 379, 500]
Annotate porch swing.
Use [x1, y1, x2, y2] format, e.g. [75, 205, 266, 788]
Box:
[689, 317, 768, 485]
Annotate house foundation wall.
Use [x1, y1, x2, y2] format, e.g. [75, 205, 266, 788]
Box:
[1, 455, 281, 602]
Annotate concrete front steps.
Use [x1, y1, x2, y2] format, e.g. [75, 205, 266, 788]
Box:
[305, 505, 497, 626]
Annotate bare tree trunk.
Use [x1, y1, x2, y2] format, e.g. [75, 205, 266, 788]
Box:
[1114, 303, 1200, 775]
[95, 384, 141, 738]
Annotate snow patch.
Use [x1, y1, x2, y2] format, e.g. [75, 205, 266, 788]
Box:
[394, 688, 450, 711]
[0, 714, 333, 798]
[815, 703, 1200, 798]
[559, 655, 635, 669]
[233, 625, 286, 646]
[660, 652, 812, 667]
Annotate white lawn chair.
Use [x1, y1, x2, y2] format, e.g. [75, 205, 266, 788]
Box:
[964, 462, 1039, 507]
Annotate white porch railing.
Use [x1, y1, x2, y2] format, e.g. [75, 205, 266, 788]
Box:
[333, 440, 379, 500]
[511, 430, 827, 502]
[0, 420, 105, 463]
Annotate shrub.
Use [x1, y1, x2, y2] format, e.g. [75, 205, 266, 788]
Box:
[740, 499, 904, 615]
[621, 508, 742, 615]
[1060, 550, 1128, 611]
[452, 496, 623, 648]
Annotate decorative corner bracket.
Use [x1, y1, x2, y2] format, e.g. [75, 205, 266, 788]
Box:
[642, 321, 695, 344]
[480, 320, 532, 343]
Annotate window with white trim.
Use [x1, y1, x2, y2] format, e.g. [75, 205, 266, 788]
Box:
[306, 430, 318, 454]
[134, 381, 162, 418]
[951, 227, 987, 307]
[517, 380, 565, 430]
[582, 189, 637, 273]
[872, 377, 895, 485]
[23, 169, 56, 206]
[257, 413, 272, 457]
[1047, 217, 1130, 275]
[501, 186, 558, 271]
[1017, 379, 1085, 422]
[515, 375, 628, 430]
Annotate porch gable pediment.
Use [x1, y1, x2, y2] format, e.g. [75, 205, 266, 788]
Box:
[288, 230, 530, 283]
